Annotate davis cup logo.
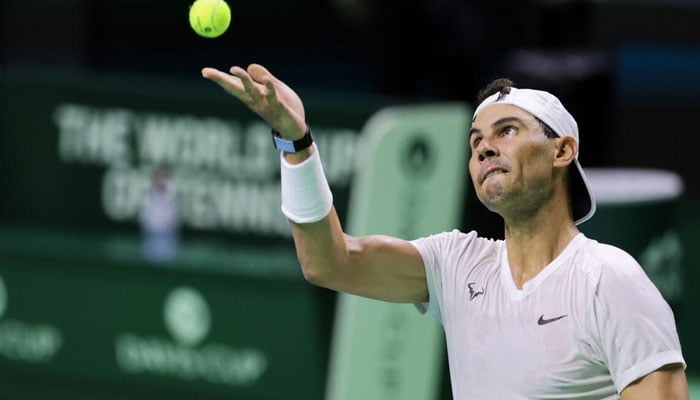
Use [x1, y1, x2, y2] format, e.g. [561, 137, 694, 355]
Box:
[0, 273, 63, 363]
[115, 284, 268, 385]
[163, 286, 211, 346]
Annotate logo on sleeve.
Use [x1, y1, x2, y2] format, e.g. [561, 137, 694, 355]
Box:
[467, 282, 485, 301]
[537, 314, 568, 326]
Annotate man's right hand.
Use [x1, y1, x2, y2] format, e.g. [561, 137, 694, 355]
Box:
[201, 63, 307, 141]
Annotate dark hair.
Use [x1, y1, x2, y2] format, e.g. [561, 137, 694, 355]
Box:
[476, 78, 515, 104]
[538, 120, 558, 139]
[477, 78, 558, 139]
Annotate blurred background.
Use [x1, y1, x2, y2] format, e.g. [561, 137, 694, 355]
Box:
[1, 0, 700, 398]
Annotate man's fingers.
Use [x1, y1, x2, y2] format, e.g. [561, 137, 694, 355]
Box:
[248, 64, 276, 84]
[202, 67, 237, 85]
[231, 66, 263, 101]
[201, 67, 249, 100]
[203, 64, 303, 134]
[201, 67, 218, 78]
[263, 79, 280, 106]
[248, 64, 284, 103]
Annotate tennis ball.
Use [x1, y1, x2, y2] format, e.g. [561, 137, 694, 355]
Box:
[189, 0, 231, 38]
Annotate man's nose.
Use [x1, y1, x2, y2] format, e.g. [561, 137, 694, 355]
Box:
[476, 139, 498, 162]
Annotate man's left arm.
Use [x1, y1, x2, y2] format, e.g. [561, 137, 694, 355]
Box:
[620, 363, 688, 399]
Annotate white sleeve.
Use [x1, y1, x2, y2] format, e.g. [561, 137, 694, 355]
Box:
[409, 230, 480, 324]
[588, 247, 686, 394]
[410, 232, 450, 323]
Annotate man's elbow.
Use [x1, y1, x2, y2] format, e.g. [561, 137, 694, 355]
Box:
[300, 261, 334, 288]
[301, 264, 323, 286]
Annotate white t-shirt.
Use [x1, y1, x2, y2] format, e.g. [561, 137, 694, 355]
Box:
[411, 230, 685, 399]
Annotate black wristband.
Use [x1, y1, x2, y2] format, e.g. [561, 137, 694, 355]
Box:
[271, 125, 313, 153]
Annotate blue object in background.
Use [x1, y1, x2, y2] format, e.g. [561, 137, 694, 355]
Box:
[616, 42, 700, 103]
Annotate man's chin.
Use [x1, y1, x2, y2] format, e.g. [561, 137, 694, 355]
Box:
[476, 193, 501, 213]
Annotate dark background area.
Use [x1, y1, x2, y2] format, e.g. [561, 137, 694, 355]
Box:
[4, 0, 700, 193]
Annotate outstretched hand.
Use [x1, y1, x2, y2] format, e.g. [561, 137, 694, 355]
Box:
[201, 64, 307, 140]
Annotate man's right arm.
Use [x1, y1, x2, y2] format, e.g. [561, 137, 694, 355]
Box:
[290, 206, 428, 303]
[202, 63, 429, 304]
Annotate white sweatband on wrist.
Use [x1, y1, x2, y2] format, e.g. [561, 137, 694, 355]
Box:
[280, 143, 333, 223]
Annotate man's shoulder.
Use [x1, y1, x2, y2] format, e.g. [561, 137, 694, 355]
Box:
[413, 229, 501, 250]
[411, 229, 503, 271]
[579, 237, 639, 266]
[572, 236, 644, 284]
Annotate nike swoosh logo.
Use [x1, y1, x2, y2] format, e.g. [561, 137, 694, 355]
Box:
[537, 314, 568, 325]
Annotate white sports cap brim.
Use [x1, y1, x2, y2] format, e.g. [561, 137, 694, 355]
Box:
[473, 87, 596, 225]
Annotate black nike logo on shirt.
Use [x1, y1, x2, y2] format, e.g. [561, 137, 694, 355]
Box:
[537, 314, 567, 325]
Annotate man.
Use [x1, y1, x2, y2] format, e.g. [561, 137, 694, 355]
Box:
[202, 63, 688, 398]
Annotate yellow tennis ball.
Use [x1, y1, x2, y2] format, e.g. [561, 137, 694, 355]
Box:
[189, 0, 231, 38]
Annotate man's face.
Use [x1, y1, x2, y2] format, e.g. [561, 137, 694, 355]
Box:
[468, 103, 557, 219]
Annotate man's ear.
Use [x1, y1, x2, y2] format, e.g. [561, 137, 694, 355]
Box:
[553, 136, 577, 168]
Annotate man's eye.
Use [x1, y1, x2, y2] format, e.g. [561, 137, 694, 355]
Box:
[503, 126, 516, 135]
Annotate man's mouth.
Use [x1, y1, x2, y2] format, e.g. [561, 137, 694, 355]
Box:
[485, 170, 503, 180]
[482, 167, 505, 183]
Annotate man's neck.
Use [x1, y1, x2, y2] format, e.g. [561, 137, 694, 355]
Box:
[503, 213, 579, 289]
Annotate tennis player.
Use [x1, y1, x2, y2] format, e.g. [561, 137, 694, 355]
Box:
[202, 63, 688, 399]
